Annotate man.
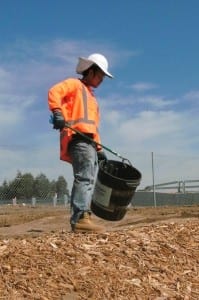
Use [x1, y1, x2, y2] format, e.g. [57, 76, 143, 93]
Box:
[48, 53, 113, 233]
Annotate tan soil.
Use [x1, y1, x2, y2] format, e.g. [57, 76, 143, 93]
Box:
[0, 205, 198, 299]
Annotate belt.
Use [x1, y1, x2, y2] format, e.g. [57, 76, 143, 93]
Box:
[69, 132, 96, 149]
[71, 133, 96, 148]
[72, 133, 94, 140]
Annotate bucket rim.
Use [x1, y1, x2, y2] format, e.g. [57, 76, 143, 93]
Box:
[99, 159, 142, 183]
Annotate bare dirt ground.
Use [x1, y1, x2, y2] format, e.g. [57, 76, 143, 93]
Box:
[0, 205, 198, 299]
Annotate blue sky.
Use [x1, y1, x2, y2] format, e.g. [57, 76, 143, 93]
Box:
[0, 0, 199, 190]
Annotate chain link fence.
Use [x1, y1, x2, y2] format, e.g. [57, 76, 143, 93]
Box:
[0, 147, 199, 207]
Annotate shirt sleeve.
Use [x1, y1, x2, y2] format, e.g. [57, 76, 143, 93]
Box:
[48, 79, 76, 111]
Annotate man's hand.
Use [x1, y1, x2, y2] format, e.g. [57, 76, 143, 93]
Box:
[52, 110, 65, 130]
[97, 150, 107, 163]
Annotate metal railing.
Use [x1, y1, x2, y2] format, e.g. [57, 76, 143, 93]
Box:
[143, 179, 199, 193]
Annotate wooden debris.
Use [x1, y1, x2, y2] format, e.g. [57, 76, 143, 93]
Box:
[0, 219, 198, 299]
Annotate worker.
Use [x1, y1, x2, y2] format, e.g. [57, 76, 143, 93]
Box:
[48, 53, 113, 233]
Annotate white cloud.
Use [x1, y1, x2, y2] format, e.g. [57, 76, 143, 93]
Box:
[0, 67, 12, 91]
[101, 106, 199, 157]
[99, 92, 176, 112]
[184, 90, 199, 100]
[131, 82, 158, 92]
[119, 110, 181, 141]
[103, 110, 120, 124]
[137, 95, 177, 108]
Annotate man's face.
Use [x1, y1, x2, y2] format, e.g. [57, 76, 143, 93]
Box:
[88, 69, 106, 88]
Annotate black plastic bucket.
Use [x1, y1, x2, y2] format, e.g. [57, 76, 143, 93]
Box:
[91, 159, 142, 221]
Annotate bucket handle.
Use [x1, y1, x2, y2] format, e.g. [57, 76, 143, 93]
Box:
[122, 158, 133, 167]
[49, 115, 133, 163]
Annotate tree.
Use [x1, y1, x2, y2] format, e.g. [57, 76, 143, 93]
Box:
[49, 179, 57, 198]
[0, 180, 9, 200]
[0, 171, 70, 203]
[56, 176, 69, 199]
[33, 173, 50, 200]
[18, 173, 34, 200]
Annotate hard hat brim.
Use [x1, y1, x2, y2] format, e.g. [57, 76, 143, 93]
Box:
[76, 57, 113, 78]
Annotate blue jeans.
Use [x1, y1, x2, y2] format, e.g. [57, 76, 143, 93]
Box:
[69, 139, 98, 225]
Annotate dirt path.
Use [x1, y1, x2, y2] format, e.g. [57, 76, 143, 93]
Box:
[0, 205, 198, 238]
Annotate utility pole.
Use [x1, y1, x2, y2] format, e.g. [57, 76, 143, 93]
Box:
[151, 152, 157, 207]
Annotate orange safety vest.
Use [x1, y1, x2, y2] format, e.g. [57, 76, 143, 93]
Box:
[48, 78, 102, 163]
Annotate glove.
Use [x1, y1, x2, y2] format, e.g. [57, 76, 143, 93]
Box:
[97, 150, 107, 163]
[52, 110, 65, 130]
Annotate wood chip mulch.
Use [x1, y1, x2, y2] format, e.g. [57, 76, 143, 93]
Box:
[0, 219, 198, 300]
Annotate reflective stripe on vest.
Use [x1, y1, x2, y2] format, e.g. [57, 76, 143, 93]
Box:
[67, 84, 96, 127]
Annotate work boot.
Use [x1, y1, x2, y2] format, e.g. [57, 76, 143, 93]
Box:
[72, 212, 105, 233]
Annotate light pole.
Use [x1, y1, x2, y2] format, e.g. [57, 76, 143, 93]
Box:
[151, 152, 157, 207]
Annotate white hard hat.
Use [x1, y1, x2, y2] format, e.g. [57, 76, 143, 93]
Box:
[76, 53, 113, 78]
